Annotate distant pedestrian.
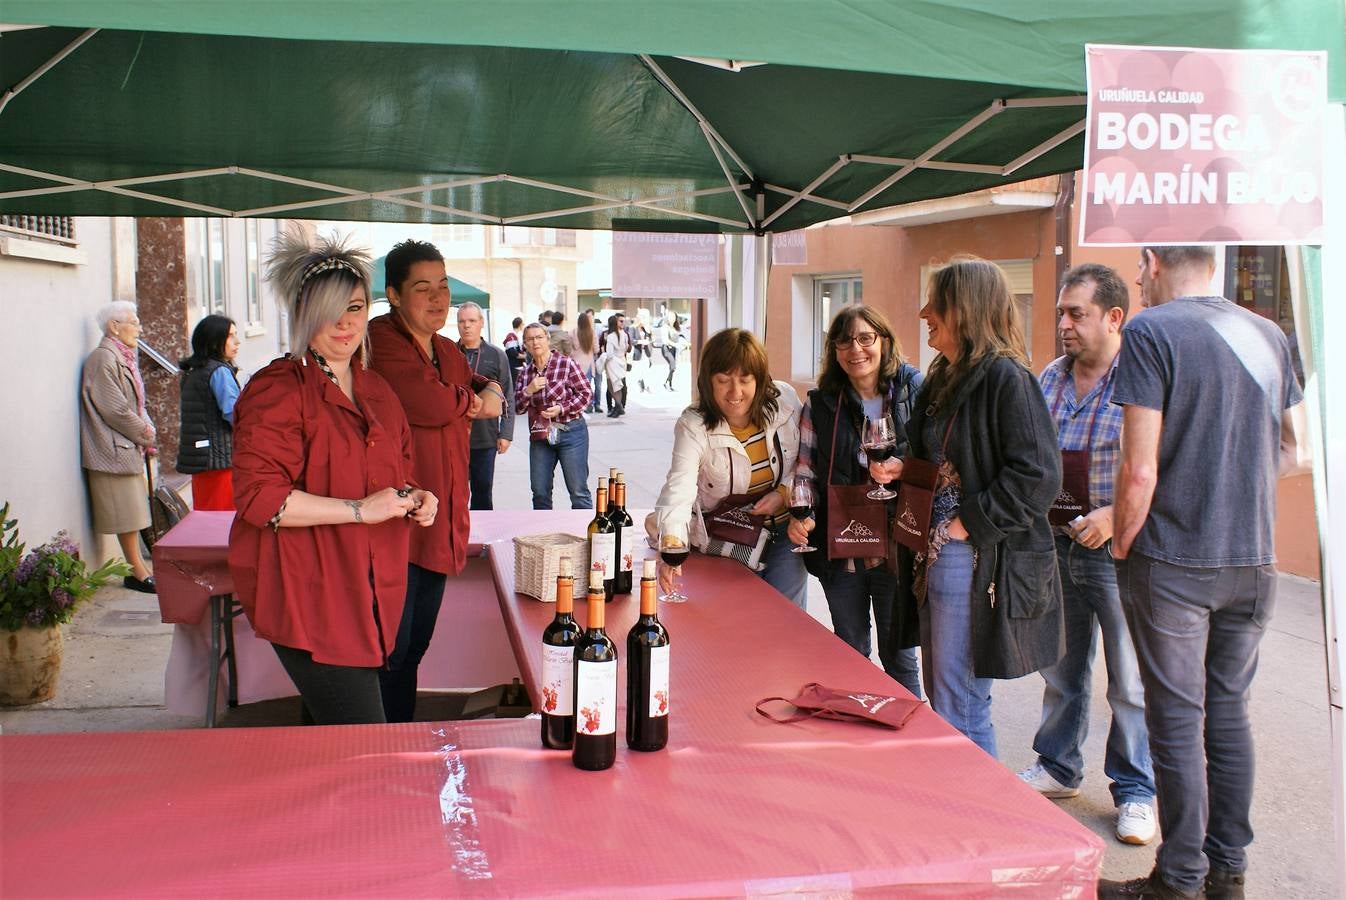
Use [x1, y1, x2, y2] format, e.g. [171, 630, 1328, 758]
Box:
[601, 313, 631, 417]
[457, 302, 515, 511]
[661, 313, 687, 390]
[571, 309, 601, 413]
[503, 316, 525, 383]
[515, 323, 593, 509]
[547, 310, 574, 356]
[1016, 263, 1157, 848]
[176, 314, 242, 511]
[1099, 246, 1308, 900]
[539, 309, 554, 327]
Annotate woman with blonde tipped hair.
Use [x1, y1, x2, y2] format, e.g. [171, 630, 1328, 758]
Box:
[228, 229, 438, 725]
[898, 256, 1063, 756]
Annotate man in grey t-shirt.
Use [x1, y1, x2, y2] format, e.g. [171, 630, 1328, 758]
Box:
[457, 302, 515, 510]
[1099, 246, 1308, 900]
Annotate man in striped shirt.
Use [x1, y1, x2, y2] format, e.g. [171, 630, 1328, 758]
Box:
[1017, 264, 1157, 847]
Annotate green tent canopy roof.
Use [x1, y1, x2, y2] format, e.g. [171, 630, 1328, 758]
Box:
[368, 255, 489, 306]
[0, 2, 1340, 232]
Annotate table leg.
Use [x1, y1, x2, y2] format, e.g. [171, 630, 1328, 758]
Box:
[223, 596, 239, 708]
[206, 595, 222, 728]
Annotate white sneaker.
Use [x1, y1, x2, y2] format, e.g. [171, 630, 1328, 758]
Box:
[1017, 762, 1081, 799]
[1116, 801, 1157, 845]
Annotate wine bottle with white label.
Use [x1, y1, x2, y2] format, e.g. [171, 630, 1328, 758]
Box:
[573, 569, 618, 771]
[612, 474, 635, 595]
[626, 558, 670, 751]
[587, 477, 615, 602]
[540, 557, 581, 750]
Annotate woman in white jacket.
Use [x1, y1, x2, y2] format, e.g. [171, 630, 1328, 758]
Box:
[653, 328, 808, 608]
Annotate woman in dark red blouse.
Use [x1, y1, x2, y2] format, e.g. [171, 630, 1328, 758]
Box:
[228, 231, 438, 725]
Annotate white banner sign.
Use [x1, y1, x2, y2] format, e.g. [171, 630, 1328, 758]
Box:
[612, 232, 719, 299]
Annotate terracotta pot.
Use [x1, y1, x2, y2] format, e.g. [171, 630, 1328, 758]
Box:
[0, 625, 63, 706]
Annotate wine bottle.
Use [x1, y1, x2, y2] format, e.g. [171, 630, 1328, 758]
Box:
[540, 557, 581, 750]
[587, 477, 615, 602]
[612, 474, 635, 595]
[626, 558, 670, 751]
[573, 569, 618, 771]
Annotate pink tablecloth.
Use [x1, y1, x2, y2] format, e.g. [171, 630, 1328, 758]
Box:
[17, 509, 1109, 895]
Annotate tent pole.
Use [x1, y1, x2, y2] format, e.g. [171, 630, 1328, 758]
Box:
[639, 54, 756, 181]
[763, 183, 849, 211]
[699, 122, 756, 226]
[0, 28, 98, 118]
[1001, 120, 1087, 176]
[762, 156, 849, 229]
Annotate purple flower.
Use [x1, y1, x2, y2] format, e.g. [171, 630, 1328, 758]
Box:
[24, 609, 44, 626]
[15, 552, 38, 582]
[52, 587, 72, 608]
[50, 531, 78, 557]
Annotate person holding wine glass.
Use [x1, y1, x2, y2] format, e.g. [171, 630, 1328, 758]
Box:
[652, 328, 807, 608]
[788, 305, 923, 697]
[898, 256, 1063, 756]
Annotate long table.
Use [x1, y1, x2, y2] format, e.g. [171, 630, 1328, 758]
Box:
[3, 510, 1104, 896]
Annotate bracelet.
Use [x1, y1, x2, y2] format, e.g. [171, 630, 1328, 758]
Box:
[346, 498, 363, 524]
[482, 385, 505, 402]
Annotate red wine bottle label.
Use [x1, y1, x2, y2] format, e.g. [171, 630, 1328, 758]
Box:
[619, 547, 634, 578]
[589, 532, 615, 579]
[540, 645, 574, 715]
[648, 645, 670, 718]
[575, 659, 617, 736]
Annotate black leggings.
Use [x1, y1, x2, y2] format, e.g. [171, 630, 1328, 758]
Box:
[272, 643, 386, 725]
[661, 345, 678, 382]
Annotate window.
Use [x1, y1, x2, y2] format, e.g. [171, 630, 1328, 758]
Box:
[199, 219, 227, 316]
[813, 275, 862, 373]
[245, 220, 262, 325]
[498, 226, 577, 247]
[1224, 246, 1303, 385]
[450, 223, 479, 244]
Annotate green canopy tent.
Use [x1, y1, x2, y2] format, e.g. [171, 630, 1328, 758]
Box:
[2, 3, 1345, 888]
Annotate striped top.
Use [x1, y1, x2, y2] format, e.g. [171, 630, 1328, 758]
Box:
[730, 424, 788, 522]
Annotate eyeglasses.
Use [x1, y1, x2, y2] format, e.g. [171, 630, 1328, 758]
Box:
[834, 332, 878, 349]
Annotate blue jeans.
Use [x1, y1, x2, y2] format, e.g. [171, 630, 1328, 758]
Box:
[528, 417, 593, 510]
[1032, 536, 1155, 805]
[589, 366, 604, 411]
[378, 562, 447, 723]
[820, 562, 922, 698]
[759, 521, 808, 610]
[1117, 553, 1277, 892]
[919, 540, 996, 756]
[468, 445, 496, 511]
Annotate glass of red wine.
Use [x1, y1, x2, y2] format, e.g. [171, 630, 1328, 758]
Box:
[862, 414, 898, 500]
[788, 477, 816, 553]
[658, 527, 689, 603]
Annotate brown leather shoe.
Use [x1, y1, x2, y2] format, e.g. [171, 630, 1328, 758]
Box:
[1098, 869, 1203, 899]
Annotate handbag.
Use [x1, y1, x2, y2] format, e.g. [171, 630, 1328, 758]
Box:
[695, 434, 785, 572]
[890, 414, 956, 553]
[755, 683, 923, 730]
[824, 402, 889, 560]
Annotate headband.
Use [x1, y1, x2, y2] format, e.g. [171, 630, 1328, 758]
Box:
[299, 256, 363, 296]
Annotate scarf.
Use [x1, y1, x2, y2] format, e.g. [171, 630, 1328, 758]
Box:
[109, 335, 147, 419]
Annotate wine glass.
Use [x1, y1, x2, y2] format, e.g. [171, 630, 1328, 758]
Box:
[788, 477, 816, 553]
[658, 527, 690, 603]
[862, 414, 898, 500]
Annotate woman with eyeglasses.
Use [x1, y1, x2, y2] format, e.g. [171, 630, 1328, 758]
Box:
[788, 306, 923, 697]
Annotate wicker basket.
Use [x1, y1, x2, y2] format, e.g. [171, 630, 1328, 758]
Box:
[512, 532, 591, 602]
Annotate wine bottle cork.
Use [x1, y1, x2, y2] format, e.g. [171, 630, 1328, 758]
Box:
[642, 557, 656, 580]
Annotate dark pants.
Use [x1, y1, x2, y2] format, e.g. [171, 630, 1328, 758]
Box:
[379, 563, 448, 723]
[1116, 553, 1277, 892]
[661, 345, 677, 386]
[820, 561, 922, 699]
[272, 643, 385, 725]
[468, 445, 496, 511]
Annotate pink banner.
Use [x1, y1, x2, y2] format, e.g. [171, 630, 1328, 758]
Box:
[1080, 45, 1326, 246]
[771, 230, 807, 265]
[612, 232, 719, 299]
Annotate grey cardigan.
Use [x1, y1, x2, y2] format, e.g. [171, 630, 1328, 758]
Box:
[80, 337, 155, 474]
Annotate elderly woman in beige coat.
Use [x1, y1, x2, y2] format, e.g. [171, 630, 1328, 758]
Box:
[80, 301, 157, 592]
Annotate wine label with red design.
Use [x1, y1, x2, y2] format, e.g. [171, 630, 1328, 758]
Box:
[575, 659, 617, 735]
[589, 532, 615, 579]
[540, 644, 574, 715]
[648, 645, 670, 718]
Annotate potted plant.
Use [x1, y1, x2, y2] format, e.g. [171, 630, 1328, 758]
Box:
[0, 502, 131, 705]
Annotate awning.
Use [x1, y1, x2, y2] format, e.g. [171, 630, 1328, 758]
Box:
[0, 2, 1340, 233]
[368, 255, 489, 307]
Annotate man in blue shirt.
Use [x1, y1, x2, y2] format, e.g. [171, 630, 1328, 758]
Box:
[1019, 264, 1157, 847]
[1100, 246, 1308, 900]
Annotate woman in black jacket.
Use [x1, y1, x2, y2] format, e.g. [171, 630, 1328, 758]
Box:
[788, 305, 923, 697]
[176, 314, 241, 510]
[903, 257, 1063, 757]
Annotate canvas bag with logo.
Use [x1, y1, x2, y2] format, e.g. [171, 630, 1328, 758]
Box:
[755, 682, 922, 730]
[823, 402, 888, 560]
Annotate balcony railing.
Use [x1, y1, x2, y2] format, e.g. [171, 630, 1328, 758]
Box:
[0, 215, 76, 245]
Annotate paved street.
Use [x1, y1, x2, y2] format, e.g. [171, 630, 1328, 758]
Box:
[1, 355, 1334, 897]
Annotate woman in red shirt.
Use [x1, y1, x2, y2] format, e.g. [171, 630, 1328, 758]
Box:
[228, 231, 438, 725]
